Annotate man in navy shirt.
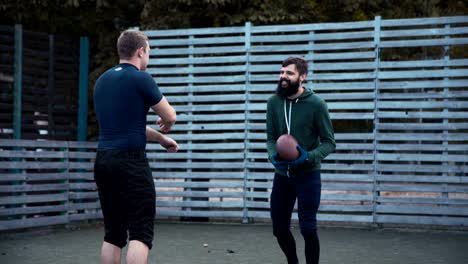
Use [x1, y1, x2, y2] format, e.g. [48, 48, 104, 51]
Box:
[94, 29, 178, 264]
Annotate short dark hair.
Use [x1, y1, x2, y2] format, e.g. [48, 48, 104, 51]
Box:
[117, 30, 149, 60]
[282, 57, 308, 76]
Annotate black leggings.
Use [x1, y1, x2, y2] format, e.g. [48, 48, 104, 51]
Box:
[270, 171, 321, 264]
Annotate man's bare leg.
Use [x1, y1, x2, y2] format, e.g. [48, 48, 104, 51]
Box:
[126, 240, 149, 264]
[101, 241, 121, 264]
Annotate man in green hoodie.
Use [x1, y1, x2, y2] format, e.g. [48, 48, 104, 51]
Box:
[266, 57, 335, 264]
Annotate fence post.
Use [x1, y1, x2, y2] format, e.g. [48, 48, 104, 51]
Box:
[13, 24, 22, 139]
[182, 35, 195, 220]
[372, 16, 381, 226]
[48, 34, 56, 139]
[307, 31, 315, 81]
[442, 24, 450, 201]
[242, 21, 252, 224]
[65, 141, 71, 224]
[77, 37, 89, 141]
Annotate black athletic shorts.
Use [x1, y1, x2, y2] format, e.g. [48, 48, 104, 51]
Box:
[94, 149, 156, 249]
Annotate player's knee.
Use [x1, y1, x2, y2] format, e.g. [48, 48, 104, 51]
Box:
[104, 232, 128, 248]
[300, 225, 318, 239]
[273, 226, 291, 239]
[128, 235, 153, 250]
[298, 212, 317, 237]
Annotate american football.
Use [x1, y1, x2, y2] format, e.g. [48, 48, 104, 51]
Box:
[276, 134, 300, 160]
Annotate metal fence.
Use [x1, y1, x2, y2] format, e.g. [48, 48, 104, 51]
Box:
[1, 16, 467, 231]
[0, 25, 89, 141]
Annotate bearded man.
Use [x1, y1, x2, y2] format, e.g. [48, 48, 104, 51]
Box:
[265, 56, 336, 264]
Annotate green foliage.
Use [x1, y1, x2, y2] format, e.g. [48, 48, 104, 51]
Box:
[140, 0, 324, 28]
[140, 0, 467, 29]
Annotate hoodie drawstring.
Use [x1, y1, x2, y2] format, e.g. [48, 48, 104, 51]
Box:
[283, 99, 293, 176]
[283, 98, 300, 176]
[284, 99, 292, 135]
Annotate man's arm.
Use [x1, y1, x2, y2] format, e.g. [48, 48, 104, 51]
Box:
[146, 126, 179, 152]
[307, 101, 336, 163]
[151, 96, 176, 133]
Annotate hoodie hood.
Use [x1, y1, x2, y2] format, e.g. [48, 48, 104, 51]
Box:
[300, 87, 313, 98]
[286, 87, 314, 102]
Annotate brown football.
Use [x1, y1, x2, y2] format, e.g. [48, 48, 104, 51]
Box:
[276, 134, 300, 160]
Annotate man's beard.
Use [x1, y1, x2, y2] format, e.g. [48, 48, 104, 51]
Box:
[276, 78, 300, 98]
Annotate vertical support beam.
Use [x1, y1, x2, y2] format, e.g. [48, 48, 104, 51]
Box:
[13, 24, 23, 139]
[442, 24, 450, 200]
[372, 16, 381, 226]
[77, 37, 89, 141]
[13, 25, 25, 216]
[65, 141, 70, 222]
[242, 21, 252, 224]
[47, 34, 55, 139]
[307, 30, 316, 220]
[307, 31, 315, 85]
[183, 35, 195, 218]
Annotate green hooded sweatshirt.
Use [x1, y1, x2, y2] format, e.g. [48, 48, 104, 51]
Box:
[266, 87, 336, 175]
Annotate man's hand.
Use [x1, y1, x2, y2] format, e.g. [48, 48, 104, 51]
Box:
[157, 117, 174, 133]
[270, 153, 289, 171]
[159, 134, 179, 152]
[289, 145, 308, 168]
